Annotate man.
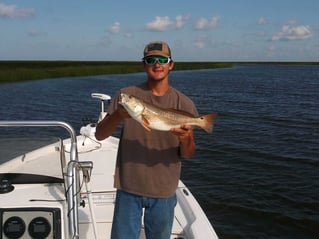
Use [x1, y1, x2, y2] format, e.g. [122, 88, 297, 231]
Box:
[95, 41, 198, 239]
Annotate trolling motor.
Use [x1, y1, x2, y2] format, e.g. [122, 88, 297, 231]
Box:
[80, 93, 111, 139]
[91, 93, 111, 122]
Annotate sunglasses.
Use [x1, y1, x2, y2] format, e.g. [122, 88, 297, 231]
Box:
[143, 57, 171, 65]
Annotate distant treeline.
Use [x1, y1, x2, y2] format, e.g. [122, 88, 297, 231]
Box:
[1, 61, 318, 84]
[0, 61, 233, 83]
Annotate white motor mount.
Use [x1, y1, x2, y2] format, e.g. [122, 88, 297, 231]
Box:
[80, 93, 112, 138]
[91, 93, 111, 122]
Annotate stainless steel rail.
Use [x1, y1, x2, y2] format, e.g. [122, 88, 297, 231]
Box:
[0, 121, 80, 238]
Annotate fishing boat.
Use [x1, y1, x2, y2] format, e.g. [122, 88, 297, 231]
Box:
[0, 93, 219, 239]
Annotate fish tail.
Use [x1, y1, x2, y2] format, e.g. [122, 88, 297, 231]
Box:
[199, 113, 217, 133]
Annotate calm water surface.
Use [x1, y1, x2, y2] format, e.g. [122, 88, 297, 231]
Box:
[1, 64, 318, 239]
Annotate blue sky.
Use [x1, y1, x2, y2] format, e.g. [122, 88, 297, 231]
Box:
[0, 0, 318, 61]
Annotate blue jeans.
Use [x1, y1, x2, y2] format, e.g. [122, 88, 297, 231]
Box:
[111, 190, 177, 239]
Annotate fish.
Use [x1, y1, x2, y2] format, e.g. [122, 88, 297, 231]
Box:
[119, 93, 217, 133]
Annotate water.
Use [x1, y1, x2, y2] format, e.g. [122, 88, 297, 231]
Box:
[1, 64, 318, 239]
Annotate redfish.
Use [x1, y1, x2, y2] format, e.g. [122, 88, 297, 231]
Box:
[119, 93, 217, 133]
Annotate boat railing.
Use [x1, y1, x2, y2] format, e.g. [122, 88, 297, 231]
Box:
[0, 120, 82, 239]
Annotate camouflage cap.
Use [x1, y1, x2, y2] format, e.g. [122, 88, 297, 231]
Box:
[143, 41, 171, 58]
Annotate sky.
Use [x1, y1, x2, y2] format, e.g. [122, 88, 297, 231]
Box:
[0, 0, 318, 62]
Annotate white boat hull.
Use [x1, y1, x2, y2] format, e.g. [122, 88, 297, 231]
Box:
[0, 98, 218, 239]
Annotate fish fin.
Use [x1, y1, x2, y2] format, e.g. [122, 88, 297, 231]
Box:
[142, 114, 151, 132]
[199, 113, 217, 133]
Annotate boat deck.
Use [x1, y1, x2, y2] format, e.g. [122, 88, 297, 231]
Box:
[0, 121, 218, 239]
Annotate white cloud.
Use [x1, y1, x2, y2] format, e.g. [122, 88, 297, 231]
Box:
[194, 41, 205, 49]
[194, 35, 214, 49]
[272, 24, 314, 41]
[107, 22, 133, 38]
[175, 15, 190, 29]
[145, 15, 190, 31]
[0, 3, 35, 18]
[194, 16, 220, 30]
[258, 17, 266, 25]
[145, 16, 173, 31]
[124, 32, 133, 38]
[109, 22, 121, 34]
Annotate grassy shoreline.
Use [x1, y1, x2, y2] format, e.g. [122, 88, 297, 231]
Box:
[0, 61, 233, 83]
[1, 61, 318, 84]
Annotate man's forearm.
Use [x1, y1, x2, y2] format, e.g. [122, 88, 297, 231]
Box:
[95, 111, 122, 140]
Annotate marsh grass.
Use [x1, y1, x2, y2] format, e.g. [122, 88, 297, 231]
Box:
[0, 61, 233, 83]
[0, 61, 143, 83]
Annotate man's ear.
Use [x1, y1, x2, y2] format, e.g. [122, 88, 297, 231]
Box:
[169, 61, 175, 70]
